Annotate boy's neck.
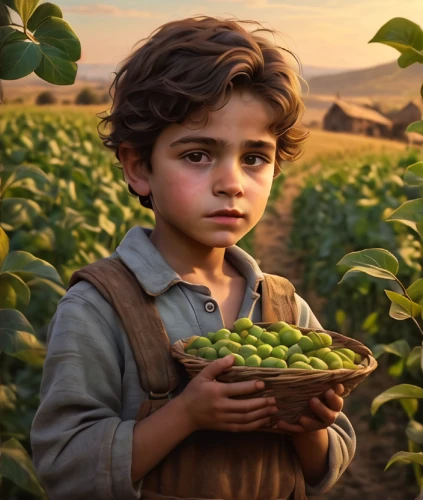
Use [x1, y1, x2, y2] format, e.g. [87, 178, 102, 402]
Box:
[148, 228, 240, 284]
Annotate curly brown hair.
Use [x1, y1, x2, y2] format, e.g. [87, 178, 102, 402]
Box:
[97, 15, 309, 209]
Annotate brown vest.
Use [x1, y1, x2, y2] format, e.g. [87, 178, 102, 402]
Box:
[68, 257, 306, 500]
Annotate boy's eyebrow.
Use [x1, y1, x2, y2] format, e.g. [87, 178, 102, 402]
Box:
[169, 136, 276, 152]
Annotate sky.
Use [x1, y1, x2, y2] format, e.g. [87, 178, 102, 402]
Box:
[17, 0, 423, 70]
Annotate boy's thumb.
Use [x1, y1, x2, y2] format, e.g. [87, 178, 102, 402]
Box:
[201, 355, 234, 380]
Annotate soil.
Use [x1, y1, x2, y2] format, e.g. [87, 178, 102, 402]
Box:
[253, 165, 420, 500]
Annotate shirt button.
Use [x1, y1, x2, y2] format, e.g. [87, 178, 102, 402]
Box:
[205, 301, 216, 313]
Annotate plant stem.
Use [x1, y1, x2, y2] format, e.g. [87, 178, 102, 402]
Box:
[408, 438, 422, 488]
[394, 276, 423, 337]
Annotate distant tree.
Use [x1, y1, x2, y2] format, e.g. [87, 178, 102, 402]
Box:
[75, 87, 99, 105]
[36, 91, 57, 105]
[61, 99, 72, 105]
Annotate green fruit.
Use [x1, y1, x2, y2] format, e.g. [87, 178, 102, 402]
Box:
[271, 346, 287, 360]
[315, 347, 331, 359]
[219, 346, 234, 358]
[333, 350, 352, 363]
[239, 345, 258, 359]
[232, 353, 245, 366]
[286, 344, 302, 357]
[257, 344, 273, 359]
[245, 335, 258, 346]
[323, 352, 343, 370]
[261, 332, 280, 347]
[229, 332, 242, 343]
[308, 350, 316, 358]
[239, 329, 250, 340]
[204, 347, 218, 360]
[226, 341, 241, 353]
[245, 354, 262, 367]
[186, 349, 198, 356]
[354, 353, 362, 364]
[342, 360, 360, 370]
[274, 359, 288, 368]
[279, 345, 289, 352]
[214, 329, 231, 341]
[212, 339, 232, 351]
[288, 353, 310, 365]
[190, 337, 213, 349]
[198, 346, 210, 357]
[279, 329, 302, 347]
[307, 332, 325, 349]
[290, 361, 313, 370]
[248, 325, 264, 338]
[318, 332, 332, 347]
[336, 348, 355, 362]
[185, 336, 200, 350]
[233, 318, 253, 333]
[268, 321, 289, 333]
[309, 357, 329, 370]
[278, 324, 296, 335]
[256, 340, 265, 347]
[298, 336, 315, 352]
[207, 331, 216, 342]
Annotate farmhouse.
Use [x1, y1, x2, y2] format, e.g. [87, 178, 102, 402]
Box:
[389, 101, 422, 140]
[323, 99, 392, 138]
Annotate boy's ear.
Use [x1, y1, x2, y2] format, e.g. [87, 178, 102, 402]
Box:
[119, 142, 151, 197]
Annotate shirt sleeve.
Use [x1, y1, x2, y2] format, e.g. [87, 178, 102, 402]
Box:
[30, 287, 143, 500]
[294, 293, 357, 494]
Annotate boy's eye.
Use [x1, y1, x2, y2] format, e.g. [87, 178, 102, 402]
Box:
[182, 152, 269, 168]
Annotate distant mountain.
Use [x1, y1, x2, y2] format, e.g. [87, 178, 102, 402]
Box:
[300, 65, 353, 81]
[307, 60, 423, 97]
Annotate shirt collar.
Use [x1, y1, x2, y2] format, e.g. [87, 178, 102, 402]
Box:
[115, 226, 264, 296]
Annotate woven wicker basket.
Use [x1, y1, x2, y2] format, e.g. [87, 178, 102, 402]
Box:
[171, 323, 378, 424]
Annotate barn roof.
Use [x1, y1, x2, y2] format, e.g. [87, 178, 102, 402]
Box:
[329, 99, 392, 126]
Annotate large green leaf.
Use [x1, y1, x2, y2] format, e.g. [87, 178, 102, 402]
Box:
[386, 198, 423, 234]
[369, 17, 423, 54]
[0, 40, 42, 79]
[34, 43, 77, 85]
[372, 340, 411, 360]
[0, 438, 46, 497]
[0, 26, 27, 48]
[2, 250, 63, 285]
[400, 398, 418, 419]
[406, 121, 423, 135]
[0, 309, 45, 366]
[398, 49, 423, 67]
[1, 198, 43, 230]
[14, 0, 39, 27]
[0, 226, 9, 268]
[385, 290, 422, 320]
[27, 2, 62, 32]
[34, 17, 80, 61]
[406, 420, 423, 445]
[385, 451, 423, 471]
[371, 384, 423, 415]
[0, 272, 31, 310]
[404, 162, 423, 186]
[337, 249, 398, 283]
[0, 163, 51, 197]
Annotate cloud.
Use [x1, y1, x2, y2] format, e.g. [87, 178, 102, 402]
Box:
[62, 4, 163, 18]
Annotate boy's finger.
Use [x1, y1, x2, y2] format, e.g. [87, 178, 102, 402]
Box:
[221, 379, 266, 397]
[224, 395, 276, 413]
[200, 355, 234, 380]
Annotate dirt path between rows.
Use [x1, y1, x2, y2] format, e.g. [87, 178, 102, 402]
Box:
[253, 166, 418, 499]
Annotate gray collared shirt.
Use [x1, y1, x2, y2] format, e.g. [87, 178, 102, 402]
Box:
[30, 226, 356, 500]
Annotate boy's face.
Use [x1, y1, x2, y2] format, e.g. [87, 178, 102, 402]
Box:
[122, 89, 278, 249]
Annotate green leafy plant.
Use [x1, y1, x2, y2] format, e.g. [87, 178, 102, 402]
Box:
[338, 17, 423, 492]
[0, 1, 82, 497]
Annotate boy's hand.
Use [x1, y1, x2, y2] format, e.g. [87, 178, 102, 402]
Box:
[179, 355, 278, 433]
[269, 384, 345, 434]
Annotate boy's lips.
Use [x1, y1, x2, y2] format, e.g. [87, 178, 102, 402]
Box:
[207, 209, 245, 218]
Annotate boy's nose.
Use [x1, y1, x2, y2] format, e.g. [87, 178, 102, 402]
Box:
[213, 162, 245, 197]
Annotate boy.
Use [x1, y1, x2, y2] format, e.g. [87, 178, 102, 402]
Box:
[30, 15, 355, 500]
